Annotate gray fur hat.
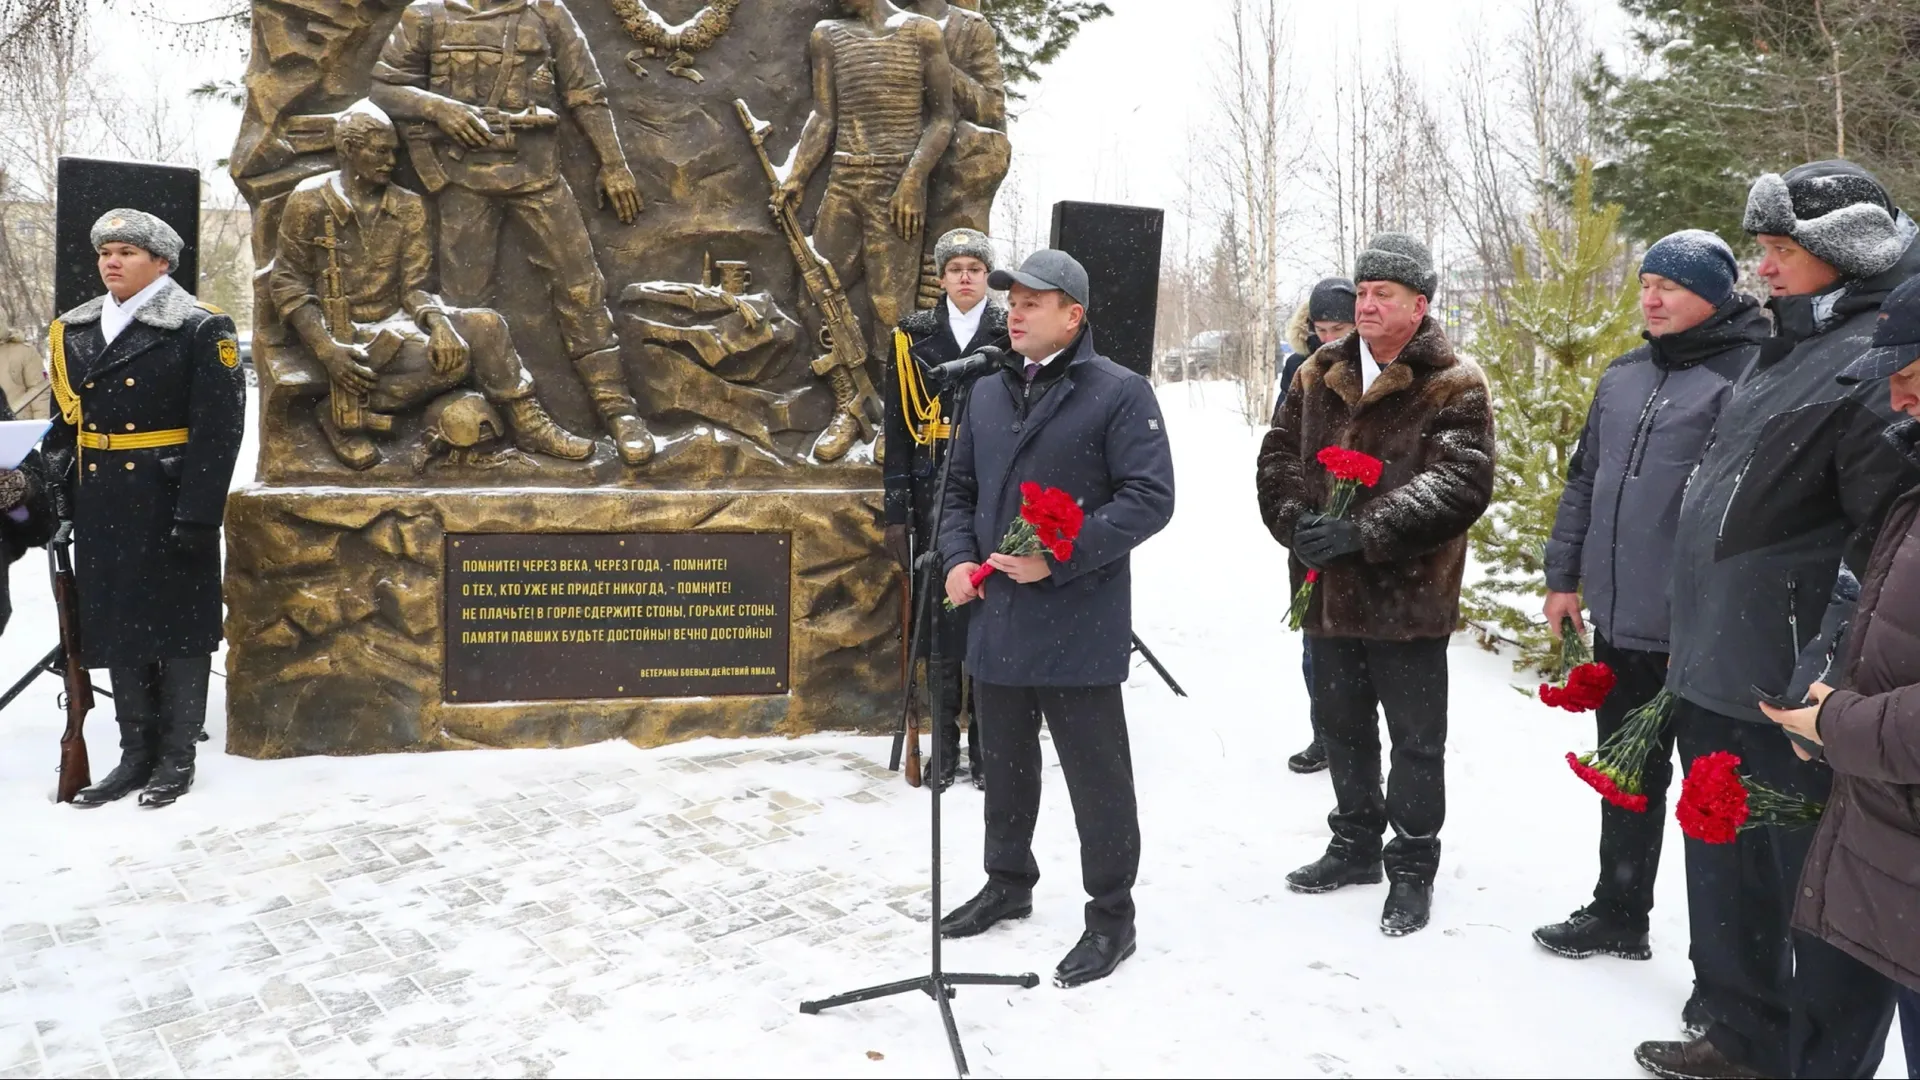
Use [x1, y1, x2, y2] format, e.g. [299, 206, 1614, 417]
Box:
[933, 228, 994, 274]
[91, 207, 182, 265]
[1354, 232, 1438, 298]
[1743, 160, 1906, 281]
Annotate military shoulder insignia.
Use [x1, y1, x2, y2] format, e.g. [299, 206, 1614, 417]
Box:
[197, 301, 225, 315]
[218, 337, 239, 368]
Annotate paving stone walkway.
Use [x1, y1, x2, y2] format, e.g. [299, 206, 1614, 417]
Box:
[0, 747, 924, 1079]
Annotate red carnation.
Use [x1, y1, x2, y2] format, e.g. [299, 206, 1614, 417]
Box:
[1289, 447, 1387, 630]
[1563, 686, 1675, 813]
[959, 484, 1086, 601]
[1566, 752, 1650, 812]
[1316, 446, 1385, 487]
[1677, 751, 1750, 844]
[1539, 662, 1618, 713]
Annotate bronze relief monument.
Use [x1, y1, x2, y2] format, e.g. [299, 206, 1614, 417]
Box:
[224, 0, 1010, 756]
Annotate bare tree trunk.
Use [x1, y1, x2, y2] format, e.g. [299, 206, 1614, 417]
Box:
[1812, 0, 1845, 157]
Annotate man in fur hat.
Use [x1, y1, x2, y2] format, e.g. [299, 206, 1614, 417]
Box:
[1635, 161, 1920, 1080]
[46, 208, 246, 809]
[1256, 233, 1494, 938]
[885, 227, 1007, 790]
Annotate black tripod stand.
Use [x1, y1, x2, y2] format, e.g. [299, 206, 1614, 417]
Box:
[801, 368, 1036, 1077]
[0, 645, 108, 714]
[1129, 633, 1186, 697]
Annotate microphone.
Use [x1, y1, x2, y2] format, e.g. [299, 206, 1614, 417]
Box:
[924, 345, 1006, 391]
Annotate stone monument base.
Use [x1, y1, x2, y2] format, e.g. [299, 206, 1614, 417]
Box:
[222, 485, 899, 759]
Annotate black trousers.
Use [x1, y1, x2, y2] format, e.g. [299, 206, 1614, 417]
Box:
[976, 680, 1139, 936]
[1309, 635, 1449, 882]
[1585, 636, 1676, 929]
[1676, 702, 1895, 1078]
[109, 658, 210, 736]
[1901, 988, 1920, 1080]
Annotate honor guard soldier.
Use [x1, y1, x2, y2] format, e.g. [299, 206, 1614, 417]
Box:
[886, 228, 1005, 790]
[47, 208, 246, 808]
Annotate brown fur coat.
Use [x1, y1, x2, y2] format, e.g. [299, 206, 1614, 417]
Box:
[1256, 317, 1495, 641]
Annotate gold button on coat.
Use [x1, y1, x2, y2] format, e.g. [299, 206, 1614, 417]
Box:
[124, 377, 135, 386]
[86, 423, 95, 431]
[125, 423, 135, 431]
[124, 461, 135, 471]
[86, 463, 95, 472]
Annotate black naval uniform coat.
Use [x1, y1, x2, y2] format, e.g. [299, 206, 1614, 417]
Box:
[886, 300, 1007, 660]
[46, 277, 246, 668]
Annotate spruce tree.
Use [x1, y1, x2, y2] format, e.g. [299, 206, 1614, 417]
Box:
[977, 0, 1113, 94]
[1464, 161, 1644, 670]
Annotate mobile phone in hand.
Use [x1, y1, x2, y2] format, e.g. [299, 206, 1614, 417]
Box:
[1751, 684, 1826, 761]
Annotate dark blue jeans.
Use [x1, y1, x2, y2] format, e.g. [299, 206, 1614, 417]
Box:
[1902, 987, 1920, 1080]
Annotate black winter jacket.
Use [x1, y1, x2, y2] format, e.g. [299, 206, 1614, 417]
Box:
[1668, 231, 1920, 723]
[938, 327, 1175, 686]
[1546, 297, 1765, 652]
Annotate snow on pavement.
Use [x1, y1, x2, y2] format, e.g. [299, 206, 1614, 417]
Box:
[0, 382, 1902, 1077]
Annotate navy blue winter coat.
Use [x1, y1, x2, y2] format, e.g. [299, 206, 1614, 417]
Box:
[938, 328, 1175, 687]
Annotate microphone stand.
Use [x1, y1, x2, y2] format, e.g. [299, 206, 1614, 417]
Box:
[801, 368, 1037, 1077]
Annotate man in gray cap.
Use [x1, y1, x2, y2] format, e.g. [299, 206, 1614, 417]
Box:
[1258, 231, 1495, 937]
[45, 207, 246, 809]
[935, 248, 1175, 988]
[885, 227, 1007, 790]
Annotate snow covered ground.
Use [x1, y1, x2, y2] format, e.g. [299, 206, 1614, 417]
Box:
[0, 382, 1904, 1078]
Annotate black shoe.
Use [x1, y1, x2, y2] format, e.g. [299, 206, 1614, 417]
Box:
[1681, 991, 1710, 1041]
[1532, 908, 1652, 960]
[938, 885, 1033, 939]
[970, 771, 986, 791]
[1380, 880, 1432, 937]
[1633, 1036, 1761, 1080]
[1287, 740, 1329, 774]
[72, 719, 158, 808]
[1053, 927, 1136, 988]
[1286, 852, 1384, 894]
[935, 734, 961, 790]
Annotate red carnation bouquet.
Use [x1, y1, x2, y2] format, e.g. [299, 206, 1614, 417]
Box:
[1287, 447, 1385, 630]
[1566, 686, 1674, 813]
[955, 483, 1084, 604]
[1676, 750, 1824, 844]
[1539, 618, 1617, 712]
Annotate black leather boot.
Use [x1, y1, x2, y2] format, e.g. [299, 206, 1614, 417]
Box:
[72, 719, 158, 807]
[1286, 851, 1384, 894]
[139, 660, 210, 809]
[1380, 879, 1433, 937]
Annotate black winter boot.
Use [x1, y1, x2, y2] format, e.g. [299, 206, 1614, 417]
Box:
[1532, 907, 1652, 960]
[1380, 879, 1432, 937]
[1287, 739, 1329, 774]
[1633, 1036, 1762, 1079]
[72, 719, 158, 807]
[139, 660, 211, 809]
[1286, 851, 1384, 894]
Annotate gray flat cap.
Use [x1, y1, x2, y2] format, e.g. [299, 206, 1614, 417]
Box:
[988, 249, 1089, 307]
[91, 207, 183, 265]
[933, 228, 994, 274]
[1355, 232, 1438, 298]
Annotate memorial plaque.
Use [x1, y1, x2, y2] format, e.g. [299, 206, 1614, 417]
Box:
[444, 532, 791, 703]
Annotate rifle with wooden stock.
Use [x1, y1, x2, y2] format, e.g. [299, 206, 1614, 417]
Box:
[733, 98, 884, 439]
[50, 522, 92, 802]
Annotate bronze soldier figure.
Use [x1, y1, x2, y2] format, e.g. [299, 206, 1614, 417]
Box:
[270, 103, 591, 470]
[371, 0, 655, 466]
[47, 209, 246, 809]
[779, 0, 955, 461]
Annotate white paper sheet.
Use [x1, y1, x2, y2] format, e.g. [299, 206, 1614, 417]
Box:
[0, 419, 52, 471]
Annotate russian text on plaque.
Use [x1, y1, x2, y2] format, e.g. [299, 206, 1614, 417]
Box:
[443, 532, 791, 703]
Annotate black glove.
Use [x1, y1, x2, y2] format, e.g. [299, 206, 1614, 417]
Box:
[1294, 513, 1363, 569]
[169, 522, 220, 555]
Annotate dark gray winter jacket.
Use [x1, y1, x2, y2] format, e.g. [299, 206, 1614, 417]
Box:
[1545, 297, 1766, 652]
[1668, 231, 1920, 724]
[939, 327, 1175, 686]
